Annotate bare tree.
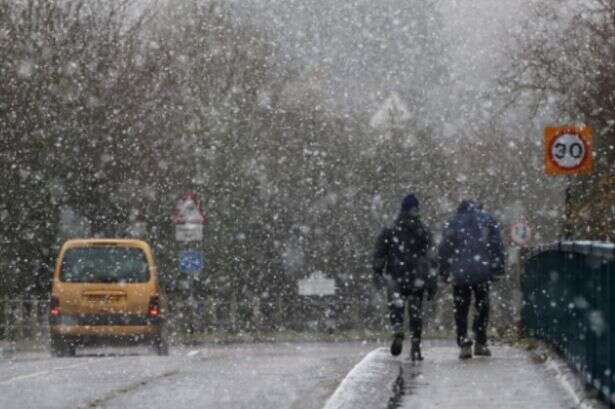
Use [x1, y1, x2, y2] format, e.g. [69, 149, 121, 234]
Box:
[500, 0, 615, 240]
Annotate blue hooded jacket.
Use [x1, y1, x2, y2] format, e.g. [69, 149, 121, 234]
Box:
[438, 201, 505, 284]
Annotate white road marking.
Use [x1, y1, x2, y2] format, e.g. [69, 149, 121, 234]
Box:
[0, 361, 90, 385]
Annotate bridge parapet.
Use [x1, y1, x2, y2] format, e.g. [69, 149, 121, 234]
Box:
[522, 241, 615, 405]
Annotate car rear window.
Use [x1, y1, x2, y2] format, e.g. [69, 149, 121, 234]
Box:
[60, 246, 150, 283]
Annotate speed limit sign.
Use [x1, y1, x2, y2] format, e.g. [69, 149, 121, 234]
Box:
[545, 127, 592, 175]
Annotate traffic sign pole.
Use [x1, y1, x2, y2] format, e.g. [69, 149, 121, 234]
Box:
[544, 126, 593, 239]
[564, 175, 573, 239]
[172, 192, 207, 333]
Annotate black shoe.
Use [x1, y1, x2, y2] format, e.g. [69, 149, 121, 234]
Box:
[459, 344, 472, 360]
[410, 341, 423, 362]
[390, 333, 404, 356]
[474, 343, 491, 357]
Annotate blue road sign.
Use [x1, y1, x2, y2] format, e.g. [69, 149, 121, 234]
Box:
[179, 250, 204, 274]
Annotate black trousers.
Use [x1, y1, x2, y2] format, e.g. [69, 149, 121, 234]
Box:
[389, 288, 424, 342]
[453, 281, 490, 347]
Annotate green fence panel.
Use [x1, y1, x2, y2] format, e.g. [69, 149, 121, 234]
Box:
[522, 242, 615, 407]
[609, 258, 615, 403]
[521, 256, 538, 338]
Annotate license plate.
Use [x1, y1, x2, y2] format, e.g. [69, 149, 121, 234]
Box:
[86, 294, 123, 302]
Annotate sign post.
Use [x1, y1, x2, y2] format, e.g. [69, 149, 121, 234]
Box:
[172, 192, 207, 332]
[544, 126, 592, 238]
[172, 192, 207, 241]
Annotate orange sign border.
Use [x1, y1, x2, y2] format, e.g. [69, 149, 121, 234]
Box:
[544, 126, 592, 176]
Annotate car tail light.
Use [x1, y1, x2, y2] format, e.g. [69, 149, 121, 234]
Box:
[50, 296, 60, 317]
[148, 295, 161, 318]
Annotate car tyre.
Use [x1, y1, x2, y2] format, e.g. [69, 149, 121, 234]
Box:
[50, 335, 76, 357]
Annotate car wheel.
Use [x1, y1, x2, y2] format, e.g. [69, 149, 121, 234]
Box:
[65, 341, 76, 357]
[50, 335, 76, 357]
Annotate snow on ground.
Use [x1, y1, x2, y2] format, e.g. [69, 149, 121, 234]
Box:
[0, 342, 376, 409]
[1, 340, 605, 409]
[399, 340, 579, 409]
[323, 347, 399, 409]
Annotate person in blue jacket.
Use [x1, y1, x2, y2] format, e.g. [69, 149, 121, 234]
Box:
[372, 194, 437, 360]
[438, 200, 505, 359]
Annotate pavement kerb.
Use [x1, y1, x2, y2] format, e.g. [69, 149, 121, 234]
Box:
[322, 347, 401, 409]
[529, 343, 609, 409]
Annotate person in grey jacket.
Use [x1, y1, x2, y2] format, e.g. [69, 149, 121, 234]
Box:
[438, 200, 505, 359]
[373, 194, 436, 360]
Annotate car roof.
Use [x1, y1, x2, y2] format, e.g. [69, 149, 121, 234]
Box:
[62, 239, 149, 248]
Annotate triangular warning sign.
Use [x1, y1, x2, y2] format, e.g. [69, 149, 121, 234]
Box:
[369, 93, 412, 129]
[172, 193, 206, 224]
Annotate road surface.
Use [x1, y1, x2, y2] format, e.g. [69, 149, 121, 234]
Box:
[0, 342, 377, 409]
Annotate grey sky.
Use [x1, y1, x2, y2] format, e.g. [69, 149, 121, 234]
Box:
[230, 0, 531, 132]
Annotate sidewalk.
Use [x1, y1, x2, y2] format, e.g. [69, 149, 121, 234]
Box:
[399, 341, 580, 409]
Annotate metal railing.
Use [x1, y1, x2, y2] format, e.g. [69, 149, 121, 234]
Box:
[0, 295, 389, 343]
[0, 298, 50, 342]
[522, 241, 615, 406]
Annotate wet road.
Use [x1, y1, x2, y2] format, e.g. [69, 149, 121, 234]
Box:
[0, 342, 377, 409]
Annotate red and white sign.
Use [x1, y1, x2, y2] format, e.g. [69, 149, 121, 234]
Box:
[544, 126, 592, 175]
[172, 193, 206, 242]
[175, 224, 203, 242]
[510, 220, 531, 246]
[172, 192, 206, 225]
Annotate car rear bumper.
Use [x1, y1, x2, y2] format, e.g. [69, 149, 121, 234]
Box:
[50, 324, 160, 338]
[50, 314, 162, 326]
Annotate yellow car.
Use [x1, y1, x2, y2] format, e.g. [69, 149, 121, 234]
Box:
[49, 239, 168, 356]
